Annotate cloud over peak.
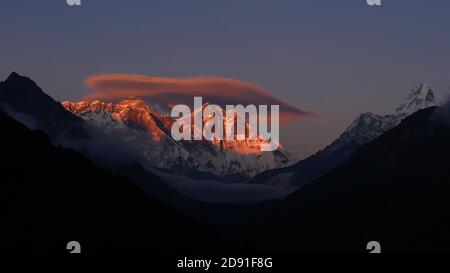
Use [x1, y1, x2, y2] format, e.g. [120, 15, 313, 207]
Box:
[84, 74, 317, 123]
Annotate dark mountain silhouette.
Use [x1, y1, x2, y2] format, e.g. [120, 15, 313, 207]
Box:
[113, 163, 187, 206]
[0, 109, 225, 253]
[0, 72, 264, 250]
[0, 72, 184, 205]
[0, 72, 85, 139]
[249, 141, 359, 188]
[289, 141, 359, 187]
[243, 107, 450, 253]
[249, 85, 436, 189]
[3, 72, 450, 253]
[0, 72, 268, 242]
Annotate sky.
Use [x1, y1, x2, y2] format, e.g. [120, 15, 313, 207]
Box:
[1, 0, 450, 156]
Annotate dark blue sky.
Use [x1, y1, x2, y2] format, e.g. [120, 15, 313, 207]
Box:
[1, 0, 450, 155]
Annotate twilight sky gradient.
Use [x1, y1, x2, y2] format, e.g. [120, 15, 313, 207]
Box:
[1, 0, 450, 155]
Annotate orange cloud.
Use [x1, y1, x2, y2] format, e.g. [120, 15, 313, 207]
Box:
[83, 74, 318, 123]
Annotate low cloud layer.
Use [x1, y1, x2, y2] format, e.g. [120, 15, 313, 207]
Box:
[154, 169, 293, 203]
[84, 74, 317, 123]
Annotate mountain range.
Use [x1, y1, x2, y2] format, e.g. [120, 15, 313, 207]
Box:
[243, 106, 450, 252]
[0, 72, 438, 199]
[62, 97, 291, 181]
[1, 72, 450, 253]
[0, 108, 225, 253]
[249, 84, 436, 189]
[0, 72, 185, 205]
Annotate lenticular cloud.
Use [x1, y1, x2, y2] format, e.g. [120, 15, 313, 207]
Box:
[84, 74, 317, 123]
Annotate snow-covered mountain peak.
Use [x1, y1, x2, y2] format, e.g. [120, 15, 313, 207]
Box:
[118, 97, 147, 107]
[62, 98, 291, 179]
[326, 85, 436, 153]
[395, 84, 435, 117]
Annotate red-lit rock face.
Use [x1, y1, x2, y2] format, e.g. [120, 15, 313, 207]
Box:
[62, 97, 291, 178]
[63, 98, 167, 140]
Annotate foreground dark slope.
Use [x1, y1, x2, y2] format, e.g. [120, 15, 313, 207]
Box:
[248, 107, 450, 253]
[0, 72, 270, 245]
[0, 110, 224, 253]
[249, 141, 358, 188]
[0, 72, 84, 139]
[0, 72, 184, 205]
